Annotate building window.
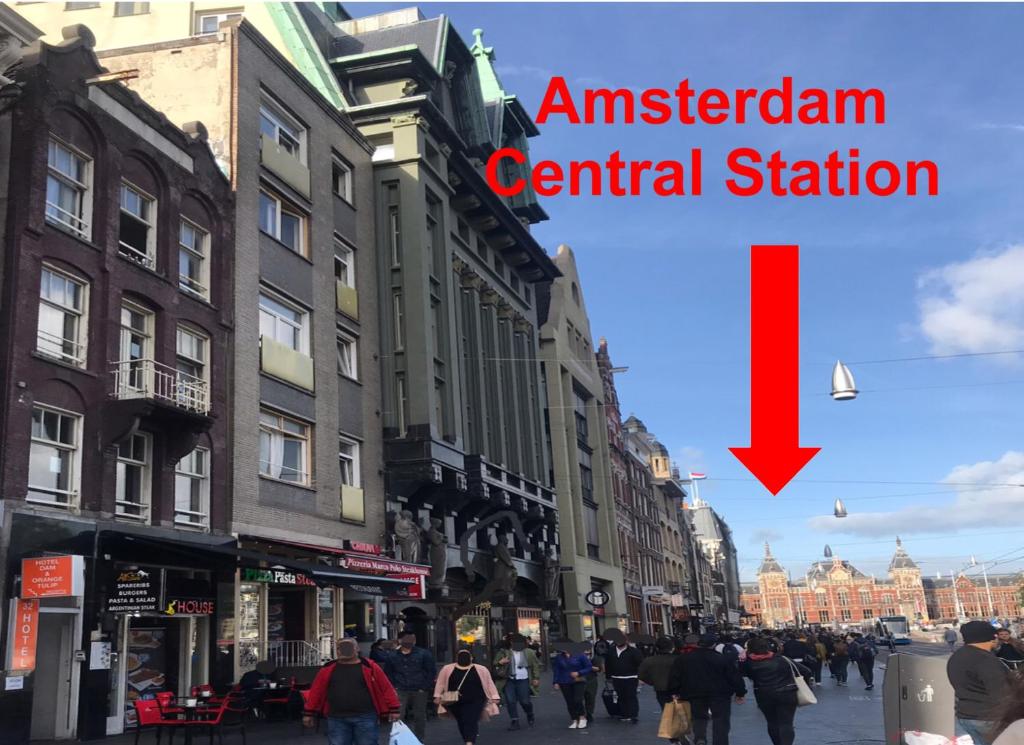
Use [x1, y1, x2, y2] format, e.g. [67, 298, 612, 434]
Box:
[46, 138, 91, 238]
[392, 292, 404, 350]
[837, 592, 849, 606]
[176, 326, 208, 409]
[819, 610, 830, 623]
[194, 9, 241, 35]
[175, 447, 209, 528]
[425, 194, 442, 278]
[118, 303, 153, 391]
[259, 96, 305, 163]
[336, 335, 357, 379]
[863, 609, 874, 619]
[388, 206, 401, 266]
[259, 189, 305, 256]
[66, 2, 100, 9]
[579, 449, 594, 503]
[841, 609, 852, 621]
[334, 240, 354, 288]
[395, 374, 408, 436]
[179, 219, 209, 299]
[115, 432, 150, 520]
[573, 388, 589, 444]
[259, 292, 308, 354]
[338, 437, 360, 487]
[259, 410, 310, 484]
[27, 405, 80, 507]
[37, 266, 87, 366]
[584, 504, 600, 559]
[113, 1, 149, 15]
[332, 156, 352, 202]
[119, 181, 157, 268]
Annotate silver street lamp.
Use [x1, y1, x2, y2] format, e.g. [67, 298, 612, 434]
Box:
[831, 360, 858, 401]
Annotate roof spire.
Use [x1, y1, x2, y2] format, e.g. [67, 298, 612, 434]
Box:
[896, 535, 902, 547]
[764, 541, 771, 557]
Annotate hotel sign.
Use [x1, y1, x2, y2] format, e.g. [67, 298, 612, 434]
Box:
[21, 555, 85, 598]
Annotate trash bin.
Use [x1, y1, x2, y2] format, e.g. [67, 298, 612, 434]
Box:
[882, 653, 956, 745]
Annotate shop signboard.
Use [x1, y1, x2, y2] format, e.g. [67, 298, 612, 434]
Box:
[7, 598, 39, 671]
[162, 597, 215, 616]
[344, 541, 382, 555]
[107, 567, 162, 614]
[241, 567, 316, 586]
[21, 555, 85, 598]
[386, 573, 424, 600]
[339, 553, 430, 576]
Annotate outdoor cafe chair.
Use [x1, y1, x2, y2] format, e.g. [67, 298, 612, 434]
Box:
[133, 699, 183, 745]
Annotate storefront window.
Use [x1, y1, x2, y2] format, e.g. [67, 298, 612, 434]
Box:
[456, 615, 486, 646]
[238, 582, 261, 672]
[318, 588, 335, 655]
[517, 617, 541, 645]
[343, 599, 376, 643]
[582, 615, 594, 640]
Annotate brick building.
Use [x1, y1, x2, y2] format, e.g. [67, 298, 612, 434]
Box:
[741, 539, 1024, 629]
[0, 27, 234, 739]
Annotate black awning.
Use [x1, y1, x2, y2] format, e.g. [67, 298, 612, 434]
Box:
[107, 532, 414, 595]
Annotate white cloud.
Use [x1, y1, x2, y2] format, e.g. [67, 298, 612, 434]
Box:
[677, 445, 706, 474]
[975, 123, 1024, 133]
[808, 451, 1024, 537]
[749, 528, 783, 546]
[917, 245, 1024, 355]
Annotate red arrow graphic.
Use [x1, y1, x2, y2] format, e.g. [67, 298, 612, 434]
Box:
[729, 244, 820, 495]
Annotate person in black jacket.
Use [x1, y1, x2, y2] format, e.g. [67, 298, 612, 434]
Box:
[740, 637, 811, 745]
[670, 634, 746, 745]
[947, 621, 1011, 745]
[602, 629, 644, 723]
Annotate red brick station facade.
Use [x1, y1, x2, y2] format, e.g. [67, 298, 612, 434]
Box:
[741, 540, 1023, 629]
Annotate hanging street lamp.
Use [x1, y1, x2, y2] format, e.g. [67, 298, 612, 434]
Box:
[834, 499, 848, 518]
[831, 360, 858, 401]
[824, 544, 833, 558]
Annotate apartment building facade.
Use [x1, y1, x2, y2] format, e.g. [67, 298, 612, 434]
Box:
[538, 245, 626, 640]
[0, 28, 235, 739]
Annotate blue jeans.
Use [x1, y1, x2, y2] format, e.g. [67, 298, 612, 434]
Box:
[327, 713, 380, 745]
[958, 718, 995, 745]
[504, 679, 534, 720]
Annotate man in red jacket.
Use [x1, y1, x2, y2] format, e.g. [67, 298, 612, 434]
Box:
[304, 638, 401, 745]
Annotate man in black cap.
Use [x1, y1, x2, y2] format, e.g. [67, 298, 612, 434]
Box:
[602, 629, 643, 723]
[946, 620, 1010, 745]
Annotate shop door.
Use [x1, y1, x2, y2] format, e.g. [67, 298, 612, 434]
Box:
[30, 613, 75, 740]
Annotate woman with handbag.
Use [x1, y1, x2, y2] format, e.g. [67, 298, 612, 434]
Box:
[740, 638, 813, 745]
[433, 650, 501, 745]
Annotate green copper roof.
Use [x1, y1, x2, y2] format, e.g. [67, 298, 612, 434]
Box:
[265, 1, 345, 109]
[470, 27, 504, 103]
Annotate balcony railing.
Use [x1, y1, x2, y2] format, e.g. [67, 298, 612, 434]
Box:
[111, 358, 210, 414]
[237, 638, 329, 673]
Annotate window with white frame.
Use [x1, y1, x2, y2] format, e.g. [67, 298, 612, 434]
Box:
[259, 410, 310, 484]
[259, 292, 308, 354]
[259, 96, 305, 162]
[259, 189, 305, 256]
[332, 156, 352, 201]
[119, 303, 153, 391]
[175, 447, 209, 528]
[37, 265, 87, 366]
[179, 219, 209, 299]
[336, 335, 357, 379]
[334, 239, 354, 288]
[115, 432, 150, 519]
[119, 182, 156, 268]
[27, 405, 80, 507]
[194, 9, 241, 35]
[46, 138, 91, 238]
[338, 437, 360, 487]
[176, 325, 208, 409]
[113, 1, 149, 15]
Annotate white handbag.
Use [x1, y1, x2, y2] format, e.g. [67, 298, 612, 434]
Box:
[782, 657, 817, 707]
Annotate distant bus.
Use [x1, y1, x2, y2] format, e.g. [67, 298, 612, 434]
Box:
[876, 615, 912, 644]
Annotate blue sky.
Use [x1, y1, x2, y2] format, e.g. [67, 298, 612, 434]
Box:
[353, 2, 1024, 581]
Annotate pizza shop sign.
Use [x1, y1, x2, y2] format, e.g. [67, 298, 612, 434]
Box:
[241, 567, 316, 586]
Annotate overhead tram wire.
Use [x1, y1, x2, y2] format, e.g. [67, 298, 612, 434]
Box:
[706, 477, 1024, 488]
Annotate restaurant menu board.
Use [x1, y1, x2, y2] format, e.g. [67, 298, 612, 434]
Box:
[108, 568, 161, 614]
[124, 627, 167, 727]
[267, 599, 285, 642]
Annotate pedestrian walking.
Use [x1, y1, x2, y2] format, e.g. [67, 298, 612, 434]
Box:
[995, 628, 1024, 671]
[602, 628, 643, 724]
[830, 637, 850, 686]
[492, 634, 540, 730]
[740, 637, 811, 745]
[850, 634, 877, 690]
[885, 632, 896, 654]
[639, 637, 679, 708]
[947, 621, 1012, 745]
[433, 650, 502, 745]
[945, 627, 959, 649]
[552, 641, 593, 729]
[386, 633, 437, 743]
[669, 633, 747, 745]
[583, 643, 604, 723]
[303, 638, 401, 745]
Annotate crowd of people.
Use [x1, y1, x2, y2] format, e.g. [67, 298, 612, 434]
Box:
[299, 622, 1024, 745]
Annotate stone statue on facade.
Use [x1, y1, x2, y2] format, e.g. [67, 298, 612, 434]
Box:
[393, 510, 422, 564]
[543, 548, 561, 604]
[426, 518, 448, 589]
[492, 536, 518, 596]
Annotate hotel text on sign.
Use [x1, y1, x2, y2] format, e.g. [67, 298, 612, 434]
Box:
[21, 555, 85, 598]
[9, 599, 39, 671]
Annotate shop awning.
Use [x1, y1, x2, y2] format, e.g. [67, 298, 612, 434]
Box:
[107, 531, 415, 595]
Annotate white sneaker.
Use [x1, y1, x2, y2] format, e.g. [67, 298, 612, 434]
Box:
[568, 721, 578, 729]
[577, 719, 588, 729]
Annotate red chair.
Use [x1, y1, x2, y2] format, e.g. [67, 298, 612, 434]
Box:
[133, 699, 183, 745]
[155, 691, 185, 718]
[176, 692, 248, 745]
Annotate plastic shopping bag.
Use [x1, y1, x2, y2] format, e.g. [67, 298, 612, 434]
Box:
[904, 733, 974, 745]
[390, 721, 424, 745]
[657, 700, 691, 740]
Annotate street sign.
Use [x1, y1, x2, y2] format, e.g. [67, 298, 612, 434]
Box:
[585, 590, 610, 608]
[642, 585, 664, 597]
[702, 615, 716, 625]
[689, 603, 704, 611]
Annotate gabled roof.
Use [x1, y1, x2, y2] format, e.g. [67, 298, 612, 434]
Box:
[889, 537, 919, 571]
[758, 543, 785, 575]
[330, 15, 445, 70]
[806, 560, 867, 582]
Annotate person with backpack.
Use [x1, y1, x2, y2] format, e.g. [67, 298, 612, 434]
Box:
[669, 633, 747, 745]
[831, 637, 850, 686]
[715, 635, 745, 668]
[851, 635, 878, 690]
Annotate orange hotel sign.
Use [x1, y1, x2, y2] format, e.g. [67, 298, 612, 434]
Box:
[21, 555, 85, 598]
